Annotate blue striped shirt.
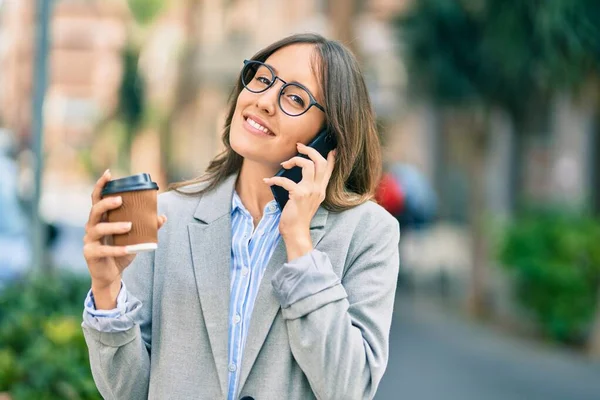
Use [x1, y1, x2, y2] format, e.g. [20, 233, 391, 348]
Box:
[227, 191, 281, 399]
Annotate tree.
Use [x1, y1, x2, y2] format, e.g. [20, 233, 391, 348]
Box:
[574, 0, 600, 358]
[397, 0, 490, 315]
[92, 0, 164, 175]
[113, 45, 146, 173]
[396, 0, 599, 316]
[160, 0, 203, 183]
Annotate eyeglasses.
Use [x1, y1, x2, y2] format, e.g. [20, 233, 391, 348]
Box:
[241, 60, 325, 117]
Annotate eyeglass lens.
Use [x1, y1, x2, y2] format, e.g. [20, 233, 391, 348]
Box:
[242, 61, 312, 116]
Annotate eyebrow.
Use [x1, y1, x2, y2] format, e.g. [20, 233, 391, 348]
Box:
[264, 62, 318, 94]
[264, 62, 279, 74]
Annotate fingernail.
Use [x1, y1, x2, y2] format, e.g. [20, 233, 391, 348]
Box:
[263, 178, 269, 182]
[114, 196, 122, 204]
[103, 169, 110, 177]
[125, 222, 132, 229]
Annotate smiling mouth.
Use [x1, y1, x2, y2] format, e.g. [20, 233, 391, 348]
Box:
[245, 116, 275, 136]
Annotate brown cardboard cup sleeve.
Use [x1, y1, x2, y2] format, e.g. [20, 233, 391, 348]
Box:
[101, 173, 159, 254]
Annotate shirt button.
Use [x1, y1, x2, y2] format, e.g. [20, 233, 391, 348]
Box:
[268, 204, 277, 212]
[233, 314, 241, 324]
[241, 267, 249, 276]
[228, 363, 237, 372]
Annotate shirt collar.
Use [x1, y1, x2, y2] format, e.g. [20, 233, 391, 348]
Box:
[232, 191, 280, 217]
[231, 190, 244, 214]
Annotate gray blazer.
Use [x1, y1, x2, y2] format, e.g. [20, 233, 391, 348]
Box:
[82, 174, 400, 400]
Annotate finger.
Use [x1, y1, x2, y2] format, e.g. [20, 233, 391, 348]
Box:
[263, 176, 297, 193]
[316, 148, 336, 186]
[297, 143, 327, 167]
[91, 169, 112, 205]
[158, 215, 168, 230]
[88, 196, 123, 226]
[281, 156, 315, 184]
[297, 143, 328, 182]
[85, 221, 132, 243]
[324, 149, 336, 183]
[83, 243, 130, 260]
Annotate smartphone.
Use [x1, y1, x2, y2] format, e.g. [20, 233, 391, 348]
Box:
[271, 128, 337, 210]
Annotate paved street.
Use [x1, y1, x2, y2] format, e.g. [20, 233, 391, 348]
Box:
[376, 294, 600, 400]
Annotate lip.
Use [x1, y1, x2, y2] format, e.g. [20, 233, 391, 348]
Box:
[243, 113, 276, 137]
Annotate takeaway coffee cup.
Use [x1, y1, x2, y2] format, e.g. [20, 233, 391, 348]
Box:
[101, 173, 159, 253]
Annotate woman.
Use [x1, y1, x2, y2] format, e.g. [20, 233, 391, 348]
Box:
[82, 33, 400, 400]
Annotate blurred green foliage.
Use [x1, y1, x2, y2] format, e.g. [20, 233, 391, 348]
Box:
[397, 0, 483, 104]
[117, 46, 146, 173]
[397, 0, 600, 318]
[397, 0, 600, 114]
[119, 46, 146, 134]
[0, 273, 100, 399]
[127, 0, 165, 26]
[84, 46, 147, 177]
[499, 209, 600, 344]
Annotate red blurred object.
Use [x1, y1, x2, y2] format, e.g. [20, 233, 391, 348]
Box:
[375, 173, 405, 216]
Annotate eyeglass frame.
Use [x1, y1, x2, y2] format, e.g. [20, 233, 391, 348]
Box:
[242, 59, 325, 117]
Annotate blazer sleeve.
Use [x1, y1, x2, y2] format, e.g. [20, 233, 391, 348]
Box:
[81, 242, 155, 400]
[273, 209, 400, 400]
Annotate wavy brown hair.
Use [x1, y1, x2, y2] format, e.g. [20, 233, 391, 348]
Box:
[168, 33, 382, 212]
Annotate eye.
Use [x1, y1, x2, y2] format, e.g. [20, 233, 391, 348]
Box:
[287, 94, 305, 107]
[255, 75, 272, 86]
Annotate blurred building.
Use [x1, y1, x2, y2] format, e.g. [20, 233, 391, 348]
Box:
[0, 0, 127, 183]
[0, 0, 414, 226]
[0, 0, 593, 224]
[0, 0, 414, 184]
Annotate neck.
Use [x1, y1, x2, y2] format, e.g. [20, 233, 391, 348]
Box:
[235, 159, 278, 220]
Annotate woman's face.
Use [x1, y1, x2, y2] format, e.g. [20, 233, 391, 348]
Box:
[229, 44, 326, 170]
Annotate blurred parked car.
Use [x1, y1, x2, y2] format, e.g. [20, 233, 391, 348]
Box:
[376, 162, 438, 230]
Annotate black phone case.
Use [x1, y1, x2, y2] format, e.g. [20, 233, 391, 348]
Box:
[271, 129, 337, 210]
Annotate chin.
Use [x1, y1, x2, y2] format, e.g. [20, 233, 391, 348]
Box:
[230, 121, 278, 161]
[230, 130, 271, 165]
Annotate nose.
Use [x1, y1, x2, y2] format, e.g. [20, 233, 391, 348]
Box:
[254, 80, 281, 115]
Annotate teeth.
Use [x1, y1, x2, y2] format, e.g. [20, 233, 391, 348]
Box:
[247, 117, 271, 135]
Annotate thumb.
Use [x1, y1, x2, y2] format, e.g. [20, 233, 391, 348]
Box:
[157, 215, 168, 229]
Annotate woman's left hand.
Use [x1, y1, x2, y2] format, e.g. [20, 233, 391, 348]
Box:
[264, 143, 336, 259]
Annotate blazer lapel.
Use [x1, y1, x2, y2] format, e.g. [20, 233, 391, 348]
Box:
[187, 174, 237, 396]
[238, 207, 329, 391]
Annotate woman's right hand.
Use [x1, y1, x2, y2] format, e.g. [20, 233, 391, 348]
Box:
[83, 169, 167, 309]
